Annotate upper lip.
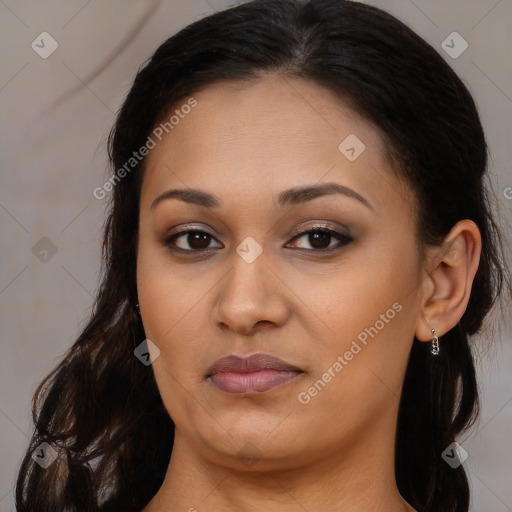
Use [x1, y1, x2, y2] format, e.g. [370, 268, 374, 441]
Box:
[207, 353, 303, 376]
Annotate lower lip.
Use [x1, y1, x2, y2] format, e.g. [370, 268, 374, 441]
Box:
[209, 369, 302, 394]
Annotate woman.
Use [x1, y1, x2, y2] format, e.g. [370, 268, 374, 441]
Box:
[15, 0, 511, 511]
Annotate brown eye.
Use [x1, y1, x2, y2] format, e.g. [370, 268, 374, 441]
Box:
[164, 230, 222, 252]
[185, 232, 212, 250]
[306, 231, 331, 250]
[287, 227, 353, 252]
[164, 226, 352, 255]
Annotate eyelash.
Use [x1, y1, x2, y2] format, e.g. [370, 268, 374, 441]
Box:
[163, 225, 353, 255]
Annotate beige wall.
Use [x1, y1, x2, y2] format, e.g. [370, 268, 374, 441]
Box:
[0, 1, 510, 510]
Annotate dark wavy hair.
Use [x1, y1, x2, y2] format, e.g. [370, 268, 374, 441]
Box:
[15, 1, 511, 511]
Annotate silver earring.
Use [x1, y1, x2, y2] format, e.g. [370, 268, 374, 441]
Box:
[135, 303, 141, 317]
[430, 329, 440, 356]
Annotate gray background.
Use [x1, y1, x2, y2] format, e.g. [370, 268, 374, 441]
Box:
[0, 1, 511, 511]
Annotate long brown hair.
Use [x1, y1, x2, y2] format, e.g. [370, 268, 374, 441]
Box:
[16, 1, 511, 510]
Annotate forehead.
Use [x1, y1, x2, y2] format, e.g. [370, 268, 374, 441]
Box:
[141, 74, 410, 216]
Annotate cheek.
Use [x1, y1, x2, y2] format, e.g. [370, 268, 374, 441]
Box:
[137, 236, 196, 371]
[137, 229, 199, 336]
[137, 265, 205, 364]
[295, 242, 419, 402]
[136, 239, 219, 398]
[293, 254, 411, 348]
[137, 256, 210, 424]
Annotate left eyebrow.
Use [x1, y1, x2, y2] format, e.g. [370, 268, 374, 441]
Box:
[276, 182, 375, 212]
[149, 182, 375, 213]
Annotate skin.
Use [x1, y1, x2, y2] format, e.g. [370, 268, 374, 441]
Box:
[137, 74, 481, 512]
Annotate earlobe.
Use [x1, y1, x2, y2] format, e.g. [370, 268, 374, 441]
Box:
[415, 220, 482, 343]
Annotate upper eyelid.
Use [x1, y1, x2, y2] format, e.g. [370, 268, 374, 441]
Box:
[289, 223, 349, 237]
[167, 224, 348, 239]
[165, 224, 351, 250]
[167, 220, 350, 237]
[165, 227, 221, 243]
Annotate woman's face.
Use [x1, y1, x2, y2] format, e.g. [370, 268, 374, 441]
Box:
[137, 74, 427, 471]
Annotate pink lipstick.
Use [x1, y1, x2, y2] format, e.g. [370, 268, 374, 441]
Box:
[207, 353, 303, 395]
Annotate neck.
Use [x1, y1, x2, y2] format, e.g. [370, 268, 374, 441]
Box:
[143, 419, 415, 512]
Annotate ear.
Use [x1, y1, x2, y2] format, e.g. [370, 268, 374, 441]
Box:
[415, 220, 482, 342]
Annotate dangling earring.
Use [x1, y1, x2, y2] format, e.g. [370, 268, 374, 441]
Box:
[430, 328, 440, 356]
[135, 303, 141, 317]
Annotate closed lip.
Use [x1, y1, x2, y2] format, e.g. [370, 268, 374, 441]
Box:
[206, 353, 303, 377]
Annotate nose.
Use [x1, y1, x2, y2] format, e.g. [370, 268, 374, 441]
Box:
[211, 247, 290, 335]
